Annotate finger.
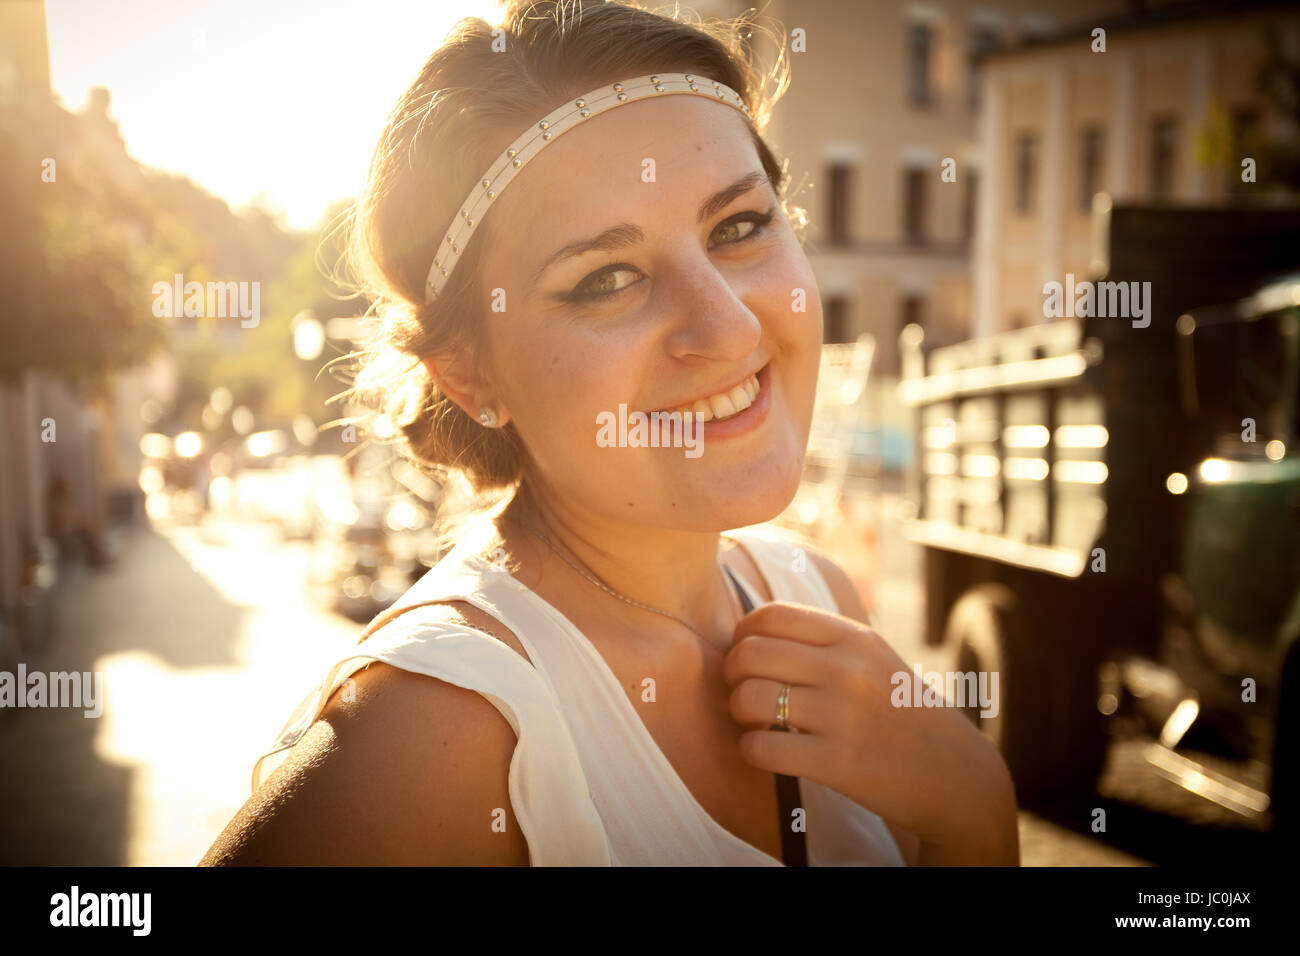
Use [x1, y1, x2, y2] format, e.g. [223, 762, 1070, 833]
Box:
[732, 601, 856, 649]
[737, 725, 841, 781]
[728, 678, 836, 734]
[722, 634, 828, 688]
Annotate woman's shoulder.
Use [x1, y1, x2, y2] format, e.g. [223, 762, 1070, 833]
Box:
[363, 598, 536, 669]
[356, 521, 536, 668]
[242, 599, 543, 810]
[202, 645, 531, 865]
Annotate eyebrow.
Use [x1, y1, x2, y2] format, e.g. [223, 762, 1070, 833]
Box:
[530, 170, 771, 286]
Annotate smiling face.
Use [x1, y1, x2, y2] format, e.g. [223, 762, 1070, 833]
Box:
[471, 92, 823, 532]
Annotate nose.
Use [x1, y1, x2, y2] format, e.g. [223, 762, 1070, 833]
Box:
[660, 253, 761, 363]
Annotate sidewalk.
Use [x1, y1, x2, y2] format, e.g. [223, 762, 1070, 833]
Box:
[0, 517, 361, 865]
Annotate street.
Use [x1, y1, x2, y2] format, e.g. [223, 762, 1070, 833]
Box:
[0, 515, 358, 865]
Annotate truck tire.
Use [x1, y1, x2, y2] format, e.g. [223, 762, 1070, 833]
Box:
[944, 584, 1107, 803]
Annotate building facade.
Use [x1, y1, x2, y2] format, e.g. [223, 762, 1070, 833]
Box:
[974, 1, 1300, 336]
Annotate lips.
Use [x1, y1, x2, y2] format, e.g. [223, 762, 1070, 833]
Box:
[648, 366, 766, 422]
[694, 362, 773, 440]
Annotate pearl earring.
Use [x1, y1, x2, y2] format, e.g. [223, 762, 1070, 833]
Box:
[478, 407, 499, 428]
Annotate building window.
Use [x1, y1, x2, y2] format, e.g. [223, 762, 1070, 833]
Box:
[900, 294, 925, 337]
[1228, 108, 1260, 197]
[828, 163, 851, 245]
[968, 25, 1000, 110]
[825, 296, 851, 344]
[903, 167, 927, 245]
[1014, 132, 1037, 213]
[1079, 125, 1104, 212]
[964, 169, 979, 241]
[1151, 117, 1179, 199]
[1019, 14, 1054, 42]
[907, 23, 933, 107]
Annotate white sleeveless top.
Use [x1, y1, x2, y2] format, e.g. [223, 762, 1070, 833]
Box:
[251, 520, 905, 867]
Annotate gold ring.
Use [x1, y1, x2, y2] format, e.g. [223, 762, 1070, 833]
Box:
[775, 683, 792, 730]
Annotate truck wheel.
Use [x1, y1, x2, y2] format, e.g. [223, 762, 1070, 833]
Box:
[944, 584, 1106, 803]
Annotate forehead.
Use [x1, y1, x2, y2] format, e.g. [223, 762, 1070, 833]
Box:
[480, 95, 761, 260]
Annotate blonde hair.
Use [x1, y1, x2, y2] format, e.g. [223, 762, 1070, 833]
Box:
[333, 0, 802, 542]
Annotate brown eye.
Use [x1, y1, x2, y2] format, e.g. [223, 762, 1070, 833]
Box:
[708, 207, 775, 248]
[573, 266, 640, 300]
[711, 219, 755, 245]
[560, 206, 776, 305]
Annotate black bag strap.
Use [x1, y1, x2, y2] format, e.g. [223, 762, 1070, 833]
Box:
[724, 564, 808, 867]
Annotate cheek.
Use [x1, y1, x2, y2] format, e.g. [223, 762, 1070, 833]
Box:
[755, 242, 822, 342]
[756, 255, 822, 454]
[756, 249, 823, 390]
[497, 333, 628, 457]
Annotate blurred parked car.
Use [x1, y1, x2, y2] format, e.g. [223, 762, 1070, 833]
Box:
[306, 449, 443, 623]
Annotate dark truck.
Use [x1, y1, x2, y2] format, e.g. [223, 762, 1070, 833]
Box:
[897, 202, 1300, 839]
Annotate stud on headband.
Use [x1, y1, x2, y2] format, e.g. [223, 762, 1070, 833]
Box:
[423, 73, 753, 303]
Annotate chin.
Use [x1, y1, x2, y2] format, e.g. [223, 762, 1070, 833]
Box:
[682, 440, 806, 532]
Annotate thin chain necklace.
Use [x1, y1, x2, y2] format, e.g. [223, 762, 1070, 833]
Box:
[507, 515, 742, 644]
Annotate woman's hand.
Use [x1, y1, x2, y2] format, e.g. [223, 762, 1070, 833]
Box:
[722, 601, 1019, 865]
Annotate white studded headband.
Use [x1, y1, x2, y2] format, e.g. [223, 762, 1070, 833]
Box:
[423, 72, 753, 303]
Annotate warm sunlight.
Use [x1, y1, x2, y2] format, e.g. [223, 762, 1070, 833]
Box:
[44, 0, 505, 229]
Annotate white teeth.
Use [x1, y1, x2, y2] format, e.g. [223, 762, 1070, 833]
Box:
[660, 371, 761, 421]
[710, 393, 737, 419]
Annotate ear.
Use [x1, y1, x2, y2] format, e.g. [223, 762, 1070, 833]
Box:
[421, 351, 510, 427]
[420, 352, 476, 416]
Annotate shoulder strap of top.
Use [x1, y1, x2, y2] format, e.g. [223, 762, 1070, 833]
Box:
[723, 525, 840, 614]
[724, 564, 809, 867]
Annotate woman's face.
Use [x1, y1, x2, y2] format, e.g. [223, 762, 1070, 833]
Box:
[474, 92, 822, 532]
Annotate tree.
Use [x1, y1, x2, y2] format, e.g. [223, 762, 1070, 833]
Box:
[0, 105, 166, 387]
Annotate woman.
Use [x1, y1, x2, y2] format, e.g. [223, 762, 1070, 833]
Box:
[201, 0, 1018, 866]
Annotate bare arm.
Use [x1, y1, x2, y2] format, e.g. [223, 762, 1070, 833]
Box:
[200, 659, 531, 866]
